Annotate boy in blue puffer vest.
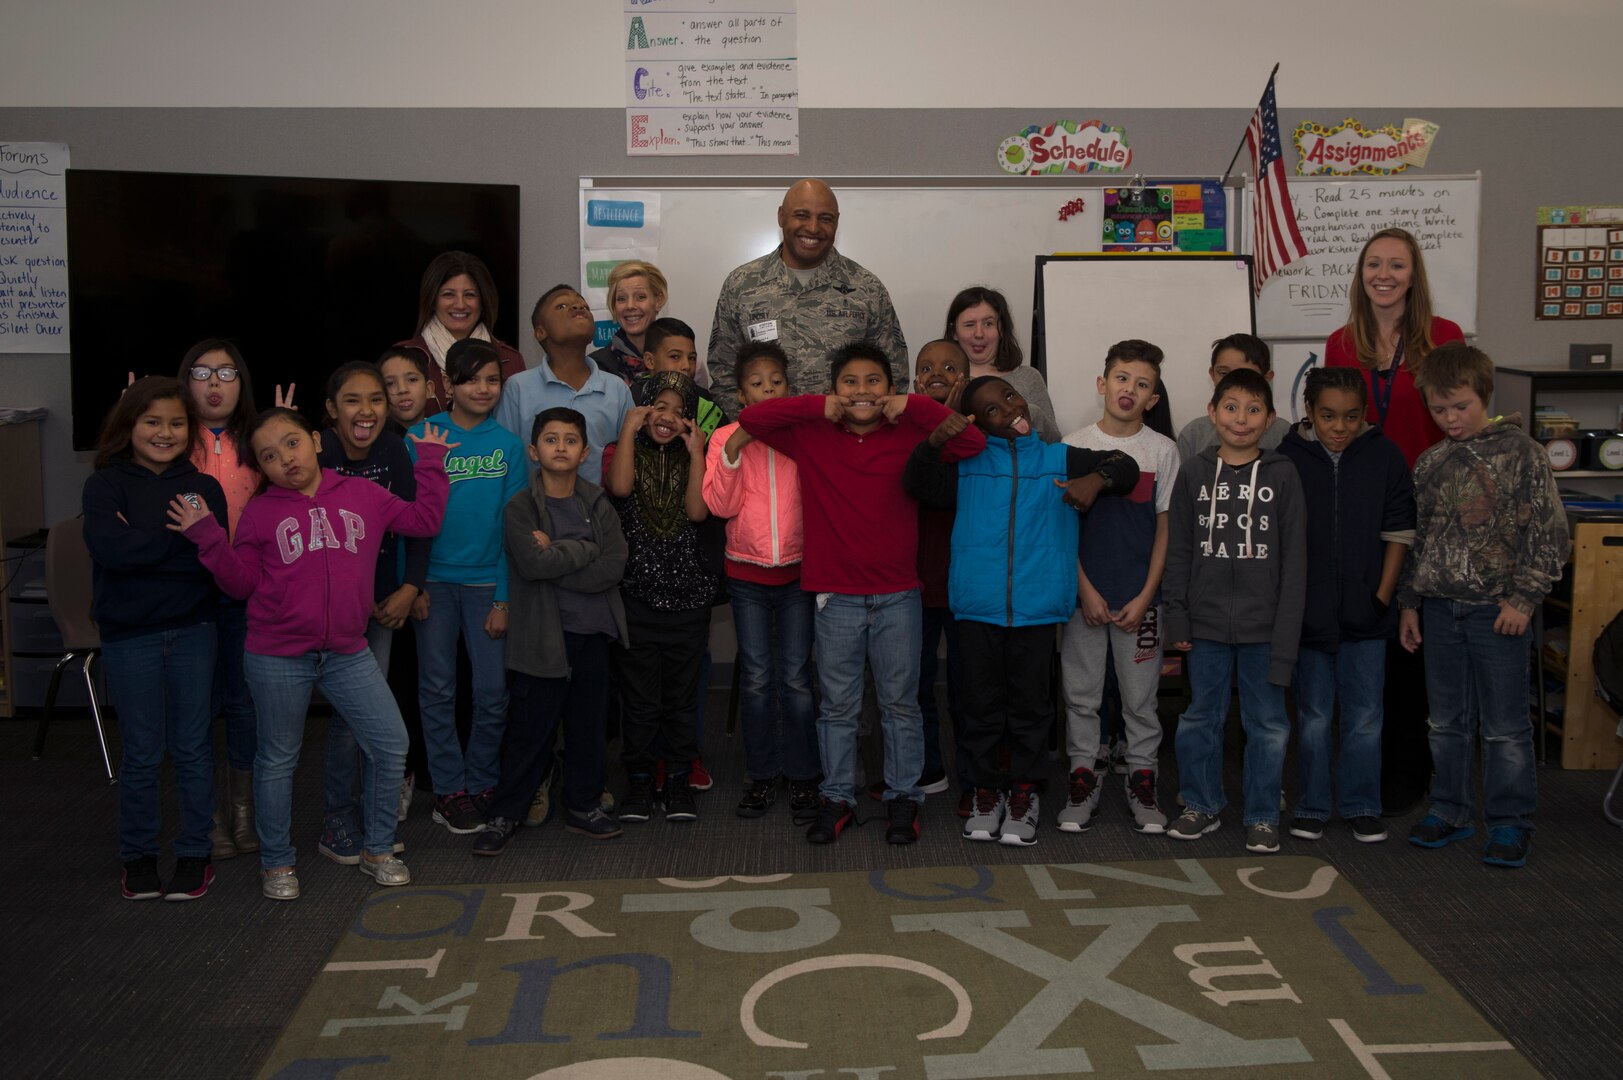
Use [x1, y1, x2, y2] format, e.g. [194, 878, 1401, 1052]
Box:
[904, 375, 1138, 847]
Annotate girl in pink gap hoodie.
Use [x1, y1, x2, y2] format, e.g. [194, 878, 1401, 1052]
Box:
[170, 408, 453, 902]
[701, 343, 818, 822]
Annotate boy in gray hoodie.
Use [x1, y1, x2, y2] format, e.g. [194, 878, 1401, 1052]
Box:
[1163, 369, 1307, 853]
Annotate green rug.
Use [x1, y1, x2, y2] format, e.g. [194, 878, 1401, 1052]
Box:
[259, 857, 1534, 1079]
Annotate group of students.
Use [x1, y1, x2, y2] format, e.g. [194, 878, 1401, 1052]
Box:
[89, 256, 1567, 905]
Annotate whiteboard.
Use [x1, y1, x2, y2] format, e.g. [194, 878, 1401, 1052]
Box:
[582, 178, 1235, 393]
[1248, 174, 1480, 340]
[1037, 255, 1256, 437]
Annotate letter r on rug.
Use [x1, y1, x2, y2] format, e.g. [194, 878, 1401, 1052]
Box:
[893, 907, 1311, 1077]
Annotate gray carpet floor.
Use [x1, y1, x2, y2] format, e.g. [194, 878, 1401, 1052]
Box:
[5, 694, 1622, 1079]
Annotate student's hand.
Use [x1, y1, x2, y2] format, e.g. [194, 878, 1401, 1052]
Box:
[374, 585, 418, 630]
[928, 411, 971, 448]
[1375, 584, 1395, 607]
[823, 395, 845, 422]
[115, 511, 129, 526]
[944, 378, 967, 412]
[1398, 609, 1422, 652]
[681, 418, 706, 458]
[1058, 473, 1107, 511]
[411, 592, 430, 622]
[1113, 595, 1151, 634]
[1493, 602, 1531, 636]
[274, 383, 297, 410]
[165, 495, 212, 533]
[1170, 640, 1192, 653]
[120, 371, 135, 398]
[408, 423, 461, 451]
[485, 605, 508, 640]
[622, 405, 653, 436]
[1079, 585, 1112, 627]
[531, 529, 552, 551]
[723, 426, 754, 461]
[878, 395, 909, 424]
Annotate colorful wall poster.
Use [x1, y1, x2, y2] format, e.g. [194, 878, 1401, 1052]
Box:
[579, 188, 662, 314]
[1293, 118, 1438, 177]
[625, 0, 798, 156]
[0, 141, 70, 353]
[1102, 187, 1174, 250]
[996, 120, 1132, 176]
[1535, 205, 1623, 320]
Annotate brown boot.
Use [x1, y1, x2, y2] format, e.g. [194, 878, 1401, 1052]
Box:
[229, 766, 259, 854]
[210, 770, 237, 860]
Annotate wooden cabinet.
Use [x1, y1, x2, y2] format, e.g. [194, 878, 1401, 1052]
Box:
[0, 419, 45, 718]
[1496, 366, 1623, 491]
[1540, 516, 1623, 769]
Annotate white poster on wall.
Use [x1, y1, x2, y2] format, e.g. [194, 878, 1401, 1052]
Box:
[624, 0, 798, 156]
[0, 141, 70, 353]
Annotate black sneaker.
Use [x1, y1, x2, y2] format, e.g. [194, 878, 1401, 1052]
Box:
[1482, 826, 1531, 868]
[664, 775, 699, 822]
[432, 791, 484, 834]
[471, 816, 519, 856]
[472, 788, 495, 817]
[565, 807, 624, 839]
[788, 779, 821, 825]
[163, 857, 214, 901]
[885, 798, 920, 845]
[1288, 816, 1325, 840]
[806, 799, 854, 844]
[618, 777, 655, 823]
[1408, 813, 1475, 849]
[121, 857, 162, 901]
[1350, 816, 1389, 843]
[736, 779, 777, 819]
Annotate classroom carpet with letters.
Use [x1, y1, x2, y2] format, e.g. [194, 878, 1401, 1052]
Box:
[256, 856, 1534, 1080]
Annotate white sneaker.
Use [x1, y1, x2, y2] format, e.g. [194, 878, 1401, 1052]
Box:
[962, 788, 1005, 841]
[397, 771, 414, 823]
[1056, 767, 1101, 833]
[1124, 770, 1167, 834]
[999, 786, 1040, 846]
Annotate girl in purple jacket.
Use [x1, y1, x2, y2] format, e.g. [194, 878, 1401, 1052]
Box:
[171, 408, 453, 901]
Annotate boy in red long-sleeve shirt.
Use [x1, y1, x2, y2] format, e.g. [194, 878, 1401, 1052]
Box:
[740, 342, 986, 846]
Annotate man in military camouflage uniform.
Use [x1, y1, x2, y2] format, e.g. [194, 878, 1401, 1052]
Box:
[708, 178, 908, 416]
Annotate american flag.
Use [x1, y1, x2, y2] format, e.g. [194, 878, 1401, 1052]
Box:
[1247, 73, 1310, 294]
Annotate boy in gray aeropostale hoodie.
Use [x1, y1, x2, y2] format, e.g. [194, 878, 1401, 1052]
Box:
[1162, 369, 1307, 854]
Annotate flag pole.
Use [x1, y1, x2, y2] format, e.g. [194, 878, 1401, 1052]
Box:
[1219, 63, 1280, 186]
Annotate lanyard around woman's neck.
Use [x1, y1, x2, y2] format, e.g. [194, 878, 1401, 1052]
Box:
[1371, 333, 1405, 425]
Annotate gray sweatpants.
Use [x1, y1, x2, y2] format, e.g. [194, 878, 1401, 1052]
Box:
[1060, 604, 1164, 772]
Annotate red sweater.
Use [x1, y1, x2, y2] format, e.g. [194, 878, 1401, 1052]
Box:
[1324, 315, 1464, 468]
[740, 394, 986, 595]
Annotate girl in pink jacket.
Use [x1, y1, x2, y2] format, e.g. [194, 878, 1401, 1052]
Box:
[702, 343, 818, 822]
[172, 408, 452, 902]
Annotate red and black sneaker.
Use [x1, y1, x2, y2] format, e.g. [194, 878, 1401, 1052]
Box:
[885, 798, 920, 845]
[163, 857, 215, 902]
[121, 857, 162, 901]
[688, 758, 714, 792]
[806, 799, 854, 844]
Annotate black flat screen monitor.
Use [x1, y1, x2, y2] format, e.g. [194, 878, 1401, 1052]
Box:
[66, 169, 520, 448]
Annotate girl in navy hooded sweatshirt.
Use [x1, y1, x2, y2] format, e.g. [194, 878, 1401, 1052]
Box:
[85, 377, 227, 903]
[173, 407, 451, 901]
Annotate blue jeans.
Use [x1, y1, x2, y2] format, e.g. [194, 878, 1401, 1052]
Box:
[245, 648, 407, 869]
[212, 601, 257, 771]
[919, 605, 969, 785]
[1293, 640, 1384, 821]
[1421, 598, 1536, 831]
[814, 590, 924, 805]
[104, 622, 217, 862]
[416, 582, 508, 795]
[731, 579, 819, 783]
[323, 619, 394, 827]
[1175, 639, 1289, 826]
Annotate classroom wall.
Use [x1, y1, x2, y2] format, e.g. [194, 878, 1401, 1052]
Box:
[2, 3, 1620, 518]
[4, 1, 1621, 109]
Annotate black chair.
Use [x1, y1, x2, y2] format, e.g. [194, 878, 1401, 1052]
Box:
[30, 519, 117, 784]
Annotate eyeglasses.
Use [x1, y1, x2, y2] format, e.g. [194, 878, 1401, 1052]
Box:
[189, 366, 240, 382]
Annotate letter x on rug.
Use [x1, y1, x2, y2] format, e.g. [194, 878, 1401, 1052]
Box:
[258, 856, 1535, 1079]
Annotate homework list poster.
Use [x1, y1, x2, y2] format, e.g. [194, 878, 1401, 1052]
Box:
[0, 142, 69, 353]
[625, 0, 799, 156]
